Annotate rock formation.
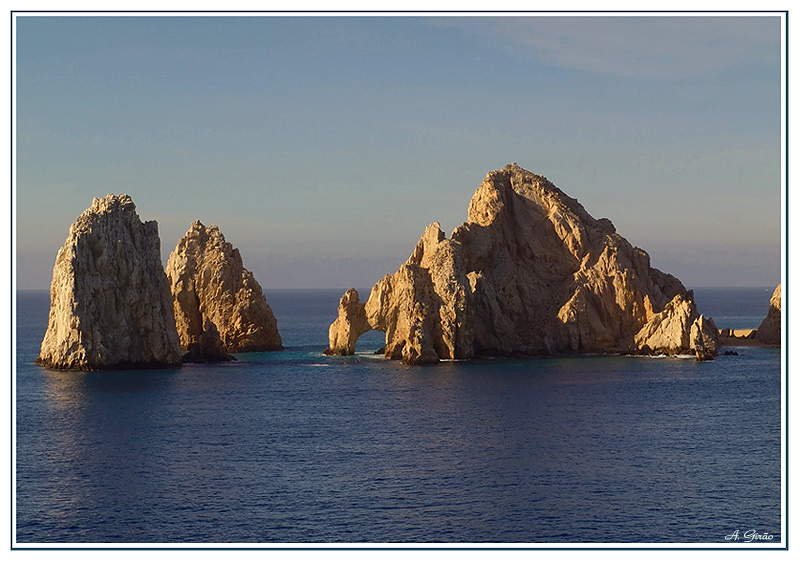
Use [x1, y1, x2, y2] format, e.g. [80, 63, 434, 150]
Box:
[327, 164, 719, 364]
[756, 284, 781, 345]
[165, 221, 282, 354]
[36, 194, 182, 370]
[181, 318, 235, 363]
[326, 288, 371, 356]
[718, 328, 757, 339]
[634, 293, 718, 360]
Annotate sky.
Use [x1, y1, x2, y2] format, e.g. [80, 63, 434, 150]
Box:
[14, 13, 783, 290]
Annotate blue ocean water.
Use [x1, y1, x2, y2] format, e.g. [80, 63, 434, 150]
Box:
[15, 287, 782, 544]
[691, 286, 778, 330]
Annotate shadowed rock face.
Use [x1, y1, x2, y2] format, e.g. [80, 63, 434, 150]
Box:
[165, 221, 282, 354]
[327, 164, 718, 364]
[756, 284, 781, 345]
[36, 194, 182, 370]
[181, 318, 235, 363]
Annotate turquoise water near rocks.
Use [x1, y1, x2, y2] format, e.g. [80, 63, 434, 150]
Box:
[14, 287, 782, 544]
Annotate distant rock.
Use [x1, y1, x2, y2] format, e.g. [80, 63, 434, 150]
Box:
[718, 328, 757, 339]
[36, 194, 182, 370]
[756, 284, 781, 345]
[327, 164, 718, 364]
[165, 221, 282, 354]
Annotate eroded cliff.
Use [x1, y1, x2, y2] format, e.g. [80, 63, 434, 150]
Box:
[327, 164, 718, 364]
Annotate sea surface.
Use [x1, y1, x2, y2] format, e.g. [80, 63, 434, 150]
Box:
[14, 287, 782, 545]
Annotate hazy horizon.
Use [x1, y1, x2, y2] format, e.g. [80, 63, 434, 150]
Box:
[14, 14, 783, 290]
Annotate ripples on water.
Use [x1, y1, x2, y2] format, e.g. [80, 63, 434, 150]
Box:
[15, 289, 782, 544]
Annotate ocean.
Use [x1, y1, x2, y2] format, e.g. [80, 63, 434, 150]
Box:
[14, 286, 782, 545]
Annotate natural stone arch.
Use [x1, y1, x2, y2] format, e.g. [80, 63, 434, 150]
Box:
[324, 224, 475, 365]
[324, 288, 373, 356]
[324, 164, 720, 364]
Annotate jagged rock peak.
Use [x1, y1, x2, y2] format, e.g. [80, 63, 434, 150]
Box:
[634, 292, 719, 359]
[36, 194, 182, 370]
[165, 220, 282, 354]
[327, 164, 717, 364]
[756, 284, 781, 345]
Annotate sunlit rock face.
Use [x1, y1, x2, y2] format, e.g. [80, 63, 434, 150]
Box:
[756, 284, 781, 345]
[165, 221, 282, 354]
[634, 293, 719, 359]
[324, 288, 372, 357]
[327, 164, 718, 364]
[37, 194, 182, 370]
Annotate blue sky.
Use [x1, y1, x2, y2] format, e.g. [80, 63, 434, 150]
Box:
[14, 14, 782, 289]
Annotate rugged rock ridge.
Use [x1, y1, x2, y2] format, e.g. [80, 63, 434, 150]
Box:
[165, 221, 282, 354]
[327, 164, 718, 364]
[37, 194, 182, 370]
[756, 284, 781, 345]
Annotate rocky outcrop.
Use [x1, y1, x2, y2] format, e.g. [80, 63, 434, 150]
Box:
[36, 194, 182, 370]
[325, 223, 473, 364]
[690, 314, 719, 360]
[165, 221, 282, 354]
[324, 288, 371, 356]
[634, 293, 718, 359]
[327, 164, 718, 364]
[719, 329, 757, 339]
[181, 318, 235, 363]
[756, 284, 781, 345]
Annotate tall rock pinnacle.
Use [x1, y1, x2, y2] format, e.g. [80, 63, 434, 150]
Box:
[165, 221, 282, 354]
[36, 194, 182, 370]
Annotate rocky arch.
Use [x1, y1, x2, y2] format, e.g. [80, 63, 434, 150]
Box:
[324, 164, 720, 364]
[324, 288, 374, 356]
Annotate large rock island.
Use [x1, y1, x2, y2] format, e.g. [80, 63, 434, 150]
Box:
[165, 221, 282, 356]
[326, 164, 718, 364]
[37, 194, 182, 370]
